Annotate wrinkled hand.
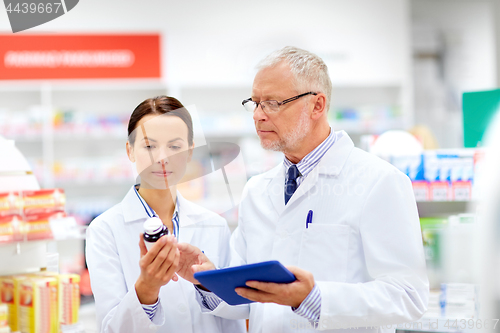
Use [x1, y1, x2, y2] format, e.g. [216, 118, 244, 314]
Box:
[135, 234, 180, 305]
[176, 242, 216, 284]
[235, 266, 314, 308]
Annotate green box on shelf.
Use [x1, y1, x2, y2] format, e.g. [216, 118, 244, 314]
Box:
[420, 217, 447, 267]
[463, 89, 500, 148]
[420, 217, 448, 229]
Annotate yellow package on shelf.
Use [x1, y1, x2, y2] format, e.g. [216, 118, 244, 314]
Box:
[0, 278, 14, 329]
[0, 302, 8, 327]
[58, 274, 80, 326]
[0, 275, 28, 332]
[18, 277, 58, 333]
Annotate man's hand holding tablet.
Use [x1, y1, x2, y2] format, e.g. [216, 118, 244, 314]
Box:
[235, 265, 314, 308]
[193, 261, 314, 307]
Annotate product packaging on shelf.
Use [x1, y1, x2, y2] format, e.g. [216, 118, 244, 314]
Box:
[0, 275, 28, 332]
[0, 215, 24, 243]
[58, 274, 80, 326]
[388, 149, 479, 202]
[390, 154, 427, 200]
[0, 279, 14, 329]
[0, 302, 8, 327]
[420, 217, 448, 289]
[24, 212, 66, 241]
[0, 189, 67, 243]
[18, 276, 58, 333]
[22, 189, 66, 216]
[0, 192, 22, 217]
[440, 283, 479, 319]
[1, 272, 81, 332]
[424, 290, 442, 318]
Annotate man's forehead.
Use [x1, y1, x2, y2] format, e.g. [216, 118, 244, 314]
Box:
[252, 64, 296, 98]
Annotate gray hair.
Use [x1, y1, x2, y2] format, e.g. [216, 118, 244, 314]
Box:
[256, 46, 332, 111]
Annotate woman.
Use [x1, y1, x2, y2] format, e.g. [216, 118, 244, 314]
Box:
[86, 96, 245, 333]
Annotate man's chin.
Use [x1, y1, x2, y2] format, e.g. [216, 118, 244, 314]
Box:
[260, 139, 285, 152]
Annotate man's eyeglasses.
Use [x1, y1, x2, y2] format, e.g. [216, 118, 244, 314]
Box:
[242, 92, 317, 113]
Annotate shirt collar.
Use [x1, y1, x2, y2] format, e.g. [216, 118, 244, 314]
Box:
[283, 127, 336, 177]
[132, 184, 179, 222]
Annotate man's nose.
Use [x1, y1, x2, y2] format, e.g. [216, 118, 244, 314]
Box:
[253, 103, 267, 122]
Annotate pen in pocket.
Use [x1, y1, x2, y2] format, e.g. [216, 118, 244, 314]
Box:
[306, 210, 313, 228]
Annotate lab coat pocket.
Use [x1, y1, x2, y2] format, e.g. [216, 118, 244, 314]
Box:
[298, 224, 349, 282]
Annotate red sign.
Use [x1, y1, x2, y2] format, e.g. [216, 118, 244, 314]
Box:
[0, 34, 161, 80]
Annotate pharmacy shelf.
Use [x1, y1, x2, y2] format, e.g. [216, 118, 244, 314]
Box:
[0, 223, 86, 276]
[0, 240, 48, 276]
[200, 118, 408, 138]
[54, 179, 132, 186]
[0, 213, 87, 276]
[416, 201, 473, 218]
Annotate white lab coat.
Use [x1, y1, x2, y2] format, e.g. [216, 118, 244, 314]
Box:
[207, 131, 429, 333]
[85, 187, 246, 333]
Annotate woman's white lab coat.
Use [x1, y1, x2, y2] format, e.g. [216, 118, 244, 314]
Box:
[85, 187, 246, 333]
[206, 131, 429, 333]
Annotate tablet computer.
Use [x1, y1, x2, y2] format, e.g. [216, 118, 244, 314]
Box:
[193, 260, 296, 305]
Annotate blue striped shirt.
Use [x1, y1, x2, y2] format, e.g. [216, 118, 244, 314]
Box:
[142, 299, 160, 321]
[284, 128, 337, 187]
[135, 187, 180, 321]
[195, 285, 223, 309]
[292, 285, 322, 323]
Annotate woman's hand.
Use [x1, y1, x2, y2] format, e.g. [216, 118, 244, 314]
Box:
[176, 242, 216, 285]
[135, 234, 180, 305]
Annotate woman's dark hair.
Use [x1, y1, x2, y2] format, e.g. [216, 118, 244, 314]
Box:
[127, 96, 194, 146]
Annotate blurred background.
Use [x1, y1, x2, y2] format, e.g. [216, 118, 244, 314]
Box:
[1, 0, 500, 332]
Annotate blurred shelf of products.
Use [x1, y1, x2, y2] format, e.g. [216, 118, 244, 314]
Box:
[0, 137, 88, 333]
[361, 124, 492, 331]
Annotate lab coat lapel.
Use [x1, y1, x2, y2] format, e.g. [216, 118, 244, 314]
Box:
[316, 131, 354, 177]
[284, 166, 319, 208]
[121, 186, 150, 223]
[282, 131, 355, 208]
[176, 192, 200, 245]
[266, 164, 286, 216]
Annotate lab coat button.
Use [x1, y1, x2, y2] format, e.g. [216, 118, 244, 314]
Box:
[179, 303, 188, 313]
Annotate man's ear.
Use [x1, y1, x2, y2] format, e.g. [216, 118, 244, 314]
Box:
[126, 141, 135, 163]
[311, 93, 327, 120]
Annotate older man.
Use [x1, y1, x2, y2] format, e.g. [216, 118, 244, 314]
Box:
[179, 46, 429, 333]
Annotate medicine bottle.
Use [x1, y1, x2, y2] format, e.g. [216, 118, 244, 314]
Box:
[143, 217, 169, 251]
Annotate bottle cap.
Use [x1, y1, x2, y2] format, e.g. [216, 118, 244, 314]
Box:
[143, 217, 164, 234]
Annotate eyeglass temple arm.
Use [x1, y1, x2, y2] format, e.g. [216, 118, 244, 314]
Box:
[279, 92, 318, 105]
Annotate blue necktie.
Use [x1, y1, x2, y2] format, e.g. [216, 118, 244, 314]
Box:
[285, 165, 299, 205]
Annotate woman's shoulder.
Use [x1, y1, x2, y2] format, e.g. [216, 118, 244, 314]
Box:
[88, 203, 125, 231]
[178, 195, 227, 226]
